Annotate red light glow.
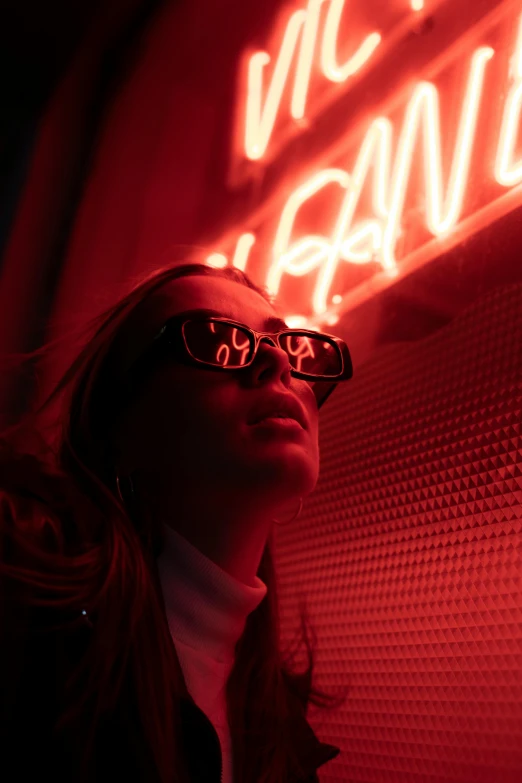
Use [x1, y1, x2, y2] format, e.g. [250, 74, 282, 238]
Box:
[210, 3, 522, 325]
[244, 0, 381, 160]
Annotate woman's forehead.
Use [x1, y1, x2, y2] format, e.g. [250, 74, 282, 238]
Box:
[114, 275, 277, 375]
[144, 276, 276, 326]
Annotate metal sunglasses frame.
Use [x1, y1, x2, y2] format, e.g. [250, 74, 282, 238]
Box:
[136, 309, 353, 410]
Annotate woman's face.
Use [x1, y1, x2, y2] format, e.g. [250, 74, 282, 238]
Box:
[114, 275, 320, 516]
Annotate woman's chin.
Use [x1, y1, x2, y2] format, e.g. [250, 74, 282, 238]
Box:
[238, 422, 319, 487]
[247, 449, 318, 493]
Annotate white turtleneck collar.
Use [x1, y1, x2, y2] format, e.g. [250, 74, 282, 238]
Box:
[156, 522, 268, 662]
[154, 522, 340, 782]
[155, 522, 268, 783]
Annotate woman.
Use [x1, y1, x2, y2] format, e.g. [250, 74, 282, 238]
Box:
[0, 262, 352, 783]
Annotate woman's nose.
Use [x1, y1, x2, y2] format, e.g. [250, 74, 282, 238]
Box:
[252, 337, 292, 379]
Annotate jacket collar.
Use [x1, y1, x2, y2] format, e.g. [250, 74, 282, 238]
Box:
[179, 689, 340, 781]
[156, 560, 341, 780]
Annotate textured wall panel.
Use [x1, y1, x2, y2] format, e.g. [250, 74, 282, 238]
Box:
[275, 282, 522, 783]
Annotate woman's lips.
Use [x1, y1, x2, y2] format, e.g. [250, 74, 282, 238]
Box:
[251, 416, 304, 429]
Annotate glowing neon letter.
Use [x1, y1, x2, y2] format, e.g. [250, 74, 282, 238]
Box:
[266, 169, 350, 297]
[291, 0, 329, 120]
[206, 232, 256, 271]
[313, 117, 393, 314]
[320, 0, 381, 83]
[244, 0, 380, 160]
[495, 16, 522, 186]
[246, 1, 330, 160]
[381, 46, 493, 268]
[245, 9, 308, 161]
[231, 233, 256, 271]
[268, 47, 492, 314]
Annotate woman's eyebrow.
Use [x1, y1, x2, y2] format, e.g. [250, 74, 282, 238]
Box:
[263, 315, 290, 331]
[194, 308, 289, 332]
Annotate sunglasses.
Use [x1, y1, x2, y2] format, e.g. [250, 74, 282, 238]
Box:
[129, 308, 353, 409]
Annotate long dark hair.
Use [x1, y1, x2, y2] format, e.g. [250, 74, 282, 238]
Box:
[0, 262, 349, 783]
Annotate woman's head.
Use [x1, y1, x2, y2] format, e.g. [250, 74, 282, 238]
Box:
[114, 272, 319, 494]
[0, 260, 349, 783]
[108, 272, 320, 583]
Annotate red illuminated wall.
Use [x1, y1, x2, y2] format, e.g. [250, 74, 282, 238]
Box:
[276, 280, 522, 782]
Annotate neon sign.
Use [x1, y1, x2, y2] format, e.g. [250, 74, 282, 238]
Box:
[207, 1, 522, 326]
[244, 0, 382, 161]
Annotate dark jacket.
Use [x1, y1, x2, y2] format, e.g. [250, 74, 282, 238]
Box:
[180, 694, 340, 783]
[0, 455, 340, 782]
[3, 623, 339, 783]
[3, 618, 339, 782]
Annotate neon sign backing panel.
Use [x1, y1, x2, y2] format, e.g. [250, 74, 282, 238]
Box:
[207, 0, 522, 328]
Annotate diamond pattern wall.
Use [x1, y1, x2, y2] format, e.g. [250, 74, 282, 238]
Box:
[275, 282, 522, 783]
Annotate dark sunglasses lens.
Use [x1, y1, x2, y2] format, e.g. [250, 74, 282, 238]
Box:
[278, 332, 342, 376]
[184, 319, 341, 376]
[184, 320, 253, 367]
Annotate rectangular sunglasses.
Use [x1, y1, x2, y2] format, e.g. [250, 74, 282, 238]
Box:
[137, 308, 353, 410]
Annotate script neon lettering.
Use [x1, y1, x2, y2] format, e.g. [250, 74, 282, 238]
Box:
[381, 46, 493, 269]
[212, 12, 522, 323]
[265, 45, 493, 311]
[495, 16, 522, 186]
[244, 0, 380, 160]
[267, 169, 350, 297]
[245, 11, 307, 161]
[320, 0, 381, 84]
[207, 232, 256, 271]
[291, 0, 327, 120]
